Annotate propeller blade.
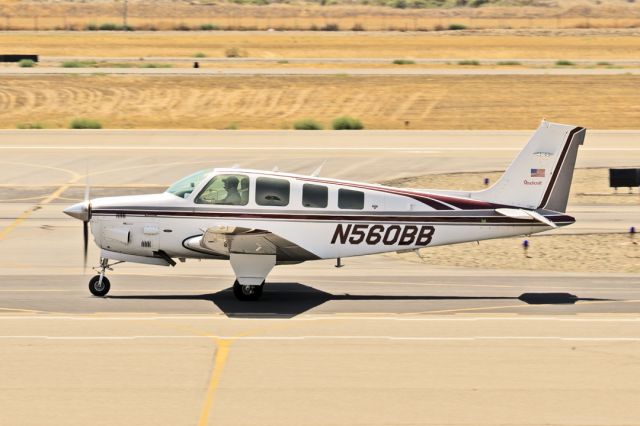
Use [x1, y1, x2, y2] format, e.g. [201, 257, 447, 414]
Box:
[84, 166, 91, 270]
[83, 220, 88, 270]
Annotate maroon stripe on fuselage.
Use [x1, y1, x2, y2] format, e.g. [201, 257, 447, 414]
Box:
[91, 208, 574, 225]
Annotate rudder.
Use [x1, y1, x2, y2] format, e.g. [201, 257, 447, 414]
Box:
[474, 121, 586, 213]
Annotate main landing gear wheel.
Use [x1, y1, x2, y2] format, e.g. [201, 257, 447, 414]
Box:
[233, 280, 264, 301]
[89, 275, 111, 297]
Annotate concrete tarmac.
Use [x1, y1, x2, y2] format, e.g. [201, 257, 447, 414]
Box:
[0, 130, 639, 425]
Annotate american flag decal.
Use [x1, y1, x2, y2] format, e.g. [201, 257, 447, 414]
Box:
[530, 168, 546, 177]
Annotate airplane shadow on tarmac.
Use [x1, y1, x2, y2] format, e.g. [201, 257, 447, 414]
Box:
[107, 282, 610, 319]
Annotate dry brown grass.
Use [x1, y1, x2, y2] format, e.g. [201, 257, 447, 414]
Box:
[384, 168, 640, 206]
[1, 1, 640, 31]
[3, 32, 640, 59]
[1, 75, 639, 130]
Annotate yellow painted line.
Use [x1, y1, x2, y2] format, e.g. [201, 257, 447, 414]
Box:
[0, 178, 80, 241]
[0, 307, 43, 314]
[198, 339, 231, 426]
[415, 303, 532, 315]
[0, 206, 39, 241]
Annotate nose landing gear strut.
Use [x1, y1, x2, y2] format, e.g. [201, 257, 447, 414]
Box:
[89, 258, 123, 297]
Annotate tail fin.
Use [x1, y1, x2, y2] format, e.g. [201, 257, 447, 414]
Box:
[475, 121, 586, 213]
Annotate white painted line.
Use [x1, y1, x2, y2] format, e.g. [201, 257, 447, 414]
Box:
[0, 315, 637, 322]
[0, 146, 639, 152]
[0, 335, 638, 342]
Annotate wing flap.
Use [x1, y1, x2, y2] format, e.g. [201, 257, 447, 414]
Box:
[184, 225, 319, 261]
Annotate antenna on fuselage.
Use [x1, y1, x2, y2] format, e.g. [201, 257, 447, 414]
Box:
[311, 161, 326, 177]
[272, 166, 279, 172]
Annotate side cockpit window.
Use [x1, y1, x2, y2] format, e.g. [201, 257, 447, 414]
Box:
[338, 188, 364, 210]
[196, 174, 249, 205]
[302, 184, 328, 208]
[256, 177, 290, 206]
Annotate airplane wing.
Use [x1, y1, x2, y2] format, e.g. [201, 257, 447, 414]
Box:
[183, 225, 319, 262]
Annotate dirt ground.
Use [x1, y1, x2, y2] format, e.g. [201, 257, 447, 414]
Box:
[384, 168, 640, 206]
[3, 75, 639, 130]
[3, 31, 640, 59]
[396, 233, 640, 273]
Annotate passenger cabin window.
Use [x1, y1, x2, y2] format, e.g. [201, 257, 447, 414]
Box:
[302, 184, 328, 208]
[195, 174, 249, 205]
[338, 188, 364, 210]
[256, 177, 290, 207]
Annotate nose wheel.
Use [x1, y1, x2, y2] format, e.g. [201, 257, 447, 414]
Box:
[233, 280, 264, 301]
[89, 275, 111, 297]
[88, 258, 123, 297]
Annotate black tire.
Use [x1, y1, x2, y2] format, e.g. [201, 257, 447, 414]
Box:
[89, 275, 111, 297]
[232, 280, 264, 301]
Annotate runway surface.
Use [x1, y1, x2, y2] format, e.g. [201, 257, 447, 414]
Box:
[1, 130, 638, 425]
[4, 67, 640, 75]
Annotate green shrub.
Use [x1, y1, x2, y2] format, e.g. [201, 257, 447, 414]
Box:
[70, 118, 102, 129]
[61, 60, 97, 68]
[18, 59, 35, 67]
[448, 23, 467, 30]
[98, 22, 123, 31]
[294, 119, 323, 130]
[140, 63, 172, 68]
[200, 23, 218, 31]
[596, 61, 611, 66]
[322, 23, 340, 31]
[392, 59, 415, 65]
[351, 23, 365, 31]
[458, 60, 480, 65]
[497, 60, 521, 65]
[332, 116, 363, 130]
[194, 52, 207, 58]
[556, 60, 575, 66]
[277, 60, 289, 64]
[174, 23, 192, 31]
[86, 23, 99, 31]
[17, 122, 43, 129]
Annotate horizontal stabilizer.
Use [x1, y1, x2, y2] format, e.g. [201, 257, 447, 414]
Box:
[495, 208, 557, 228]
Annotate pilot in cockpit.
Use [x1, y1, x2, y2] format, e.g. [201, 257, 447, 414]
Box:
[221, 176, 241, 205]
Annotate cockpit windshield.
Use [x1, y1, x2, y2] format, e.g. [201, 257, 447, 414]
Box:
[165, 169, 212, 198]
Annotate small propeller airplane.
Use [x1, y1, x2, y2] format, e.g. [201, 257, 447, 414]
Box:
[64, 121, 585, 301]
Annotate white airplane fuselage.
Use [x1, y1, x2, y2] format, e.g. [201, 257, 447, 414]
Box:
[87, 174, 573, 263]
